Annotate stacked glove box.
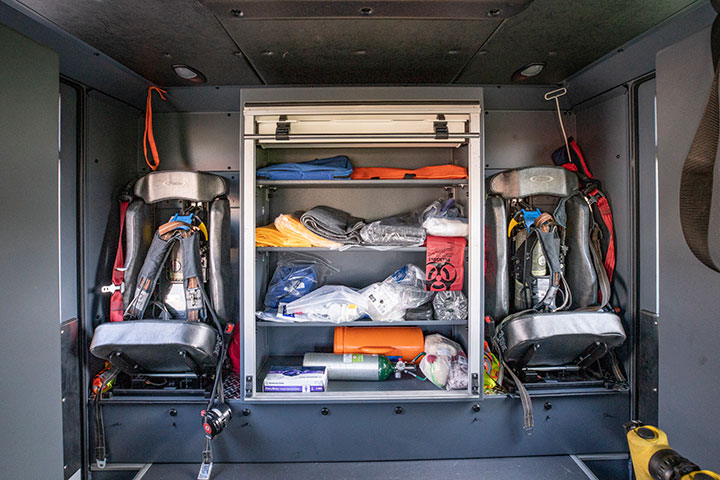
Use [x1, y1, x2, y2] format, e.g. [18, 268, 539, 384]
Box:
[241, 95, 483, 401]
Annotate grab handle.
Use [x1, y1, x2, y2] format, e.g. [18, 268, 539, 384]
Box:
[359, 347, 394, 355]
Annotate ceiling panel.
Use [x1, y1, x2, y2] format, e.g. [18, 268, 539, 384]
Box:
[455, 0, 699, 85]
[17, 0, 263, 86]
[13, 0, 703, 86]
[201, 0, 533, 19]
[220, 18, 499, 84]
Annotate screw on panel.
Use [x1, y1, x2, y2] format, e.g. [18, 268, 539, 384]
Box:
[394, 406, 404, 415]
[169, 409, 177, 416]
[231, 9, 244, 17]
[544, 402, 552, 410]
[321, 407, 330, 416]
[472, 404, 481, 413]
[242, 409, 251, 416]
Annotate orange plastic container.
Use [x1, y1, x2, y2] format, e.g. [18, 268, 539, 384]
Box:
[333, 327, 424, 362]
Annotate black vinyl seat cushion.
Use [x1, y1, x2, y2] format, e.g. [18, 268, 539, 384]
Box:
[90, 320, 220, 374]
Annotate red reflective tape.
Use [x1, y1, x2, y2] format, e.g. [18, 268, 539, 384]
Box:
[110, 200, 129, 322]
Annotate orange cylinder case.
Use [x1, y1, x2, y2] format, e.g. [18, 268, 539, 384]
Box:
[333, 327, 424, 362]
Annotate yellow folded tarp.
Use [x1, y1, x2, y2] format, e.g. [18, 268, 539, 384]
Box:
[255, 214, 341, 249]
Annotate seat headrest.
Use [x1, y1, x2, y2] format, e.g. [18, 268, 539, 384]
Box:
[487, 166, 579, 199]
[134, 170, 228, 204]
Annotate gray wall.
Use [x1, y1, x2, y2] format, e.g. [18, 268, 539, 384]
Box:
[656, 25, 720, 470]
[575, 92, 633, 329]
[0, 24, 64, 479]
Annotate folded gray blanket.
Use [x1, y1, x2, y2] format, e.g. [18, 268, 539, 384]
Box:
[360, 210, 426, 246]
[300, 206, 366, 245]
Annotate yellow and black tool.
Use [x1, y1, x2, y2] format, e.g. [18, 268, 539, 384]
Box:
[626, 421, 720, 480]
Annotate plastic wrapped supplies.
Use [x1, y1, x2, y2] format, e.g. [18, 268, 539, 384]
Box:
[421, 198, 468, 237]
[432, 291, 468, 322]
[359, 209, 426, 247]
[279, 285, 368, 323]
[420, 334, 468, 390]
[363, 264, 433, 322]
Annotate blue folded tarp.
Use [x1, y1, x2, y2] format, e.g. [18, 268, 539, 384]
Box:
[256, 155, 353, 180]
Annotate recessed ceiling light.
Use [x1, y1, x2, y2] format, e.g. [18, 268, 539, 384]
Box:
[511, 62, 545, 82]
[171, 64, 206, 84]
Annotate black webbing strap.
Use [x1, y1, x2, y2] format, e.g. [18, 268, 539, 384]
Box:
[679, 13, 720, 273]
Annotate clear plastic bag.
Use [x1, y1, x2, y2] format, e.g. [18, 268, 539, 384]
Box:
[420, 334, 468, 390]
[359, 209, 426, 246]
[263, 253, 336, 309]
[421, 198, 468, 237]
[432, 291, 468, 322]
[280, 285, 368, 323]
[363, 264, 433, 322]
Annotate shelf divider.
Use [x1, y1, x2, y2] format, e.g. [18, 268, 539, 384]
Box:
[256, 179, 468, 188]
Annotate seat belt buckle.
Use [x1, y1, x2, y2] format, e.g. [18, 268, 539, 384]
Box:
[101, 282, 125, 294]
[197, 461, 213, 480]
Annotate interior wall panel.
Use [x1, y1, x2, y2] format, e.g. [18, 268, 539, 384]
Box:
[0, 23, 64, 480]
[484, 110, 575, 170]
[574, 91, 633, 376]
[656, 25, 720, 471]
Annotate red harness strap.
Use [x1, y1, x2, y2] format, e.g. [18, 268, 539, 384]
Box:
[595, 195, 616, 282]
[109, 200, 130, 322]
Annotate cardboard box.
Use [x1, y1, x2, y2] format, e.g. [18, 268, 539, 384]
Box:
[263, 366, 328, 393]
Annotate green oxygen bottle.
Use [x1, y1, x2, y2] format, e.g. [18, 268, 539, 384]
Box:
[302, 353, 395, 381]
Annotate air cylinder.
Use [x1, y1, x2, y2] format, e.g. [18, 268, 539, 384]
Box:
[303, 353, 394, 381]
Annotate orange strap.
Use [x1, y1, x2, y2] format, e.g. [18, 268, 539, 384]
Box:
[143, 86, 167, 171]
[350, 165, 468, 180]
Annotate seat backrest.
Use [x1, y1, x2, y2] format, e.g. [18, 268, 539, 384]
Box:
[485, 166, 600, 315]
[122, 170, 232, 323]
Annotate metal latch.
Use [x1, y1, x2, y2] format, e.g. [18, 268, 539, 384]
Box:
[471, 372, 479, 395]
[434, 114, 449, 139]
[275, 115, 290, 140]
[245, 375, 253, 397]
[101, 282, 125, 294]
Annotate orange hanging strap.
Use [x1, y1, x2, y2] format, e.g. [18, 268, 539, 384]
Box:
[143, 86, 167, 171]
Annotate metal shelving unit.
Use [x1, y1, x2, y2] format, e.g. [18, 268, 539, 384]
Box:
[243, 101, 483, 402]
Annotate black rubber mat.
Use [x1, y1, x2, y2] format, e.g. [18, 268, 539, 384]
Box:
[139, 456, 596, 479]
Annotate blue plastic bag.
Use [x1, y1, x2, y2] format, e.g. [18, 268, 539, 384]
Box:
[256, 155, 353, 180]
[264, 264, 319, 309]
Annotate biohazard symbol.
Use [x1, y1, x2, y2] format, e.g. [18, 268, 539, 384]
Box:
[426, 262, 458, 291]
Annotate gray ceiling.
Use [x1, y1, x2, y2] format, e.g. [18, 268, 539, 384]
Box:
[16, 0, 699, 86]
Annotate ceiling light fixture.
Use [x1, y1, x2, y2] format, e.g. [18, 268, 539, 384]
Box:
[172, 64, 207, 84]
[511, 62, 545, 82]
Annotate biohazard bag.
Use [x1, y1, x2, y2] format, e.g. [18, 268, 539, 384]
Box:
[425, 236, 466, 291]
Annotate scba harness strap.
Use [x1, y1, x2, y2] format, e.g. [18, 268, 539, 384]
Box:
[124, 216, 206, 321]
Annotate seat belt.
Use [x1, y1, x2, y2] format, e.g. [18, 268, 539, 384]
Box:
[102, 197, 130, 322]
[679, 12, 720, 273]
